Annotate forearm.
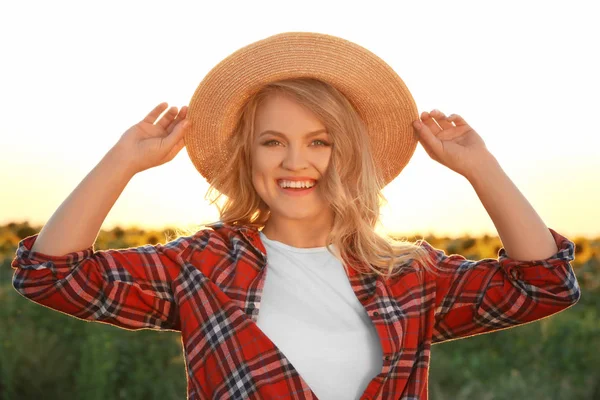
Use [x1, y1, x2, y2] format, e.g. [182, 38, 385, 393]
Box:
[31, 147, 137, 256]
[465, 153, 558, 261]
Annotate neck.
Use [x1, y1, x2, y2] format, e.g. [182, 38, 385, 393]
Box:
[261, 213, 334, 248]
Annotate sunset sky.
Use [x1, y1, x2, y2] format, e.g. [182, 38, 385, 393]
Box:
[1, 1, 598, 238]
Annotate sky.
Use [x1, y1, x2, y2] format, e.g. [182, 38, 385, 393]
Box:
[1, 0, 598, 238]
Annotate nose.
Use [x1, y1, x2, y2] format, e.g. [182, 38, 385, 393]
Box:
[281, 145, 309, 171]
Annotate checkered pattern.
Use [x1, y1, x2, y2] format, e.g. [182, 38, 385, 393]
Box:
[11, 223, 580, 399]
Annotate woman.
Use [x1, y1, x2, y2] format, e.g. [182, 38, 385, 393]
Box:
[11, 32, 580, 400]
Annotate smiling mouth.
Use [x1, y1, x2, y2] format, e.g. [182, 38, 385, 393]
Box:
[275, 179, 318, 195]
[276, 179, 318, 189]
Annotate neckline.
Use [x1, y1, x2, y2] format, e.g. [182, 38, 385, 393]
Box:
[259, 231, 332, 254]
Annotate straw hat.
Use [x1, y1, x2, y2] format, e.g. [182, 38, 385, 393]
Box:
[185, 32, 419, 190]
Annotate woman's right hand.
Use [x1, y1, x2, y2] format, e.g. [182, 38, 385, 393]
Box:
[113, 102, 190, 174]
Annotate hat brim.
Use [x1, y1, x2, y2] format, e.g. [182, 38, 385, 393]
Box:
[186, 32, 419, 189]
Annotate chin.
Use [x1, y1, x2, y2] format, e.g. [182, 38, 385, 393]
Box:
[270, 207, 322, 222]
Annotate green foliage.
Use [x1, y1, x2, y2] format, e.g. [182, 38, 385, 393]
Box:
[2, 222, 599, 399]
[0, 268, 186, 399]
[429, 297, 600, 399]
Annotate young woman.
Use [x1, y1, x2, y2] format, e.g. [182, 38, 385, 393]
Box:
[12, 32, 580, 400]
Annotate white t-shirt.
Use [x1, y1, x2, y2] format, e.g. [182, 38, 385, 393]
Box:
[256, 231, 383, 400]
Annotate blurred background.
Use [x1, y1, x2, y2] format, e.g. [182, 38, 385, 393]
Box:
[1, 0, 598, 399]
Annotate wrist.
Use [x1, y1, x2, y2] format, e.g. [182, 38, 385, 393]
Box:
[464, 151, 500, 184]
[106, 145, 139, 178]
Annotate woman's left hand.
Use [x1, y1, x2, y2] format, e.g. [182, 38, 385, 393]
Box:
[413, 109, 493, 179]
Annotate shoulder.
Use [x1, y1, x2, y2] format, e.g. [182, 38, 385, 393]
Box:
[171, 222, 259, 257]
[384, 239, 445, 284]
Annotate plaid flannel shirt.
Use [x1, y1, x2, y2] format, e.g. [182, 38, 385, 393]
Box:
[11, 222, 581, 399]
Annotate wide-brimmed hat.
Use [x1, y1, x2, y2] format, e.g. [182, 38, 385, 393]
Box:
[185, 32, 419, 190]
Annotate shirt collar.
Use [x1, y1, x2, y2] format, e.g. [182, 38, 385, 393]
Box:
[206, 221, 371, 279]
[207, 221, 267, 260]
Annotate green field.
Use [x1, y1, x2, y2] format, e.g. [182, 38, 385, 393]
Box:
[2, 222, 598, 400]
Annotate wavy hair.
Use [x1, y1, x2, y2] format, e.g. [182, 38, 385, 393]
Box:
[180, 78, 439, 279]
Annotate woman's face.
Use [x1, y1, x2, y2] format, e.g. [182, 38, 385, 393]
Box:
[251, 93, 333, 222]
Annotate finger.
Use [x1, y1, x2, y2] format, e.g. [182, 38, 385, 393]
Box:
[447, 113, 469, 127]
[179, 105, 188, 119]
[413, 120, 442, 159]
[430, 109, 455, 130]
[143, 102, 169, 124]
[166, 117, 182, 134]
[420, 111, 442, 135]
[163, 119, 189, 151]
[163, 138, 186, 163]
[166, 106, 189, 133]
[156, 106, 179, 130]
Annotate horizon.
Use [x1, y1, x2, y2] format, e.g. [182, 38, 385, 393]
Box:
[1, 1, 598, 239]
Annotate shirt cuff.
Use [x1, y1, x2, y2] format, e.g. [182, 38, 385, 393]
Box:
[498, 228, 575, 280]
[11, 234, 96, 273]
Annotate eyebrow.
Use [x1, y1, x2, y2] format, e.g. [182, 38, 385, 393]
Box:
[258, 128, 329, 138]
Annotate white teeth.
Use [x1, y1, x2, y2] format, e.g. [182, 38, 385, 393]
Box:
[278, 180, 316, 189]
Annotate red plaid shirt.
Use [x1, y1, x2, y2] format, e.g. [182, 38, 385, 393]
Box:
[11, 222, 580, 399]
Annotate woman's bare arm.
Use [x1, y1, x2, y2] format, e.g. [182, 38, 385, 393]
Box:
[30, 148, 137, 256]
[30, 102, 189, 256]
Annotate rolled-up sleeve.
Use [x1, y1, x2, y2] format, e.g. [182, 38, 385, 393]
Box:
[11, 234, 184, 331]
[424, 228, 581, 344]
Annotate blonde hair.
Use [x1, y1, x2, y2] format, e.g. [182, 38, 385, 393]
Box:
[181, 78, 439, 280]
